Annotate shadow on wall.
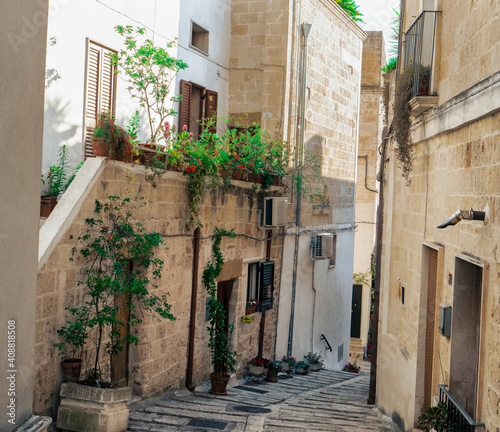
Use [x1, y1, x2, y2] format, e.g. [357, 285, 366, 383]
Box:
[43, 98, 78, 174]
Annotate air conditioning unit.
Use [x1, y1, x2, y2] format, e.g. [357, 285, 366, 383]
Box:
[263, 197, 287, 227]
[311, 233, 335, 259]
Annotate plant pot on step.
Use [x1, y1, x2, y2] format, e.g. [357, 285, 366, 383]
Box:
[61, 359, 82, 382]
[310, 363, 322, 372]
[57, 382, 132, 432]
[92, 137, 107, 157]
[209, 373, 230, 395]
[248, 364, 267, 376]
[266, 368, 279, 382]
[280, 362, 291, 372]
[295, 367, 310, 375]
[40, 195, 57, 218]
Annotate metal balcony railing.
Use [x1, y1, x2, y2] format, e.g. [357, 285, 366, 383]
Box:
[438, 385, 485, 431]
[402, 11, 440, 98]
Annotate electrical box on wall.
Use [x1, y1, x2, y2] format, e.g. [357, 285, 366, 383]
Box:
[439, 303, 451, 337]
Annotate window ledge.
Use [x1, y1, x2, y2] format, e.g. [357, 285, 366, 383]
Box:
[410, 95, 438, 117]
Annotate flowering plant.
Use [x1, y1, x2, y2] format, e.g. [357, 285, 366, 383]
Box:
[296, 360, 310, 370]
[246, 299, 259, 308]
[249, 355, 269, 367]
[366, 344, 372, 355]
[93, 112, 133, 161]
[265, 360, 282, 371]
[342, 354, 361, 373]
[241, 315, 254, 324]
[280, 355, 297, 367]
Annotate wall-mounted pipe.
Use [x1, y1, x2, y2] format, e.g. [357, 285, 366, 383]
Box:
[186, 227, 201, 391]
[358, 155, 378, 193]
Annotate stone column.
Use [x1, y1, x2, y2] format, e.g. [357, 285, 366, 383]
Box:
[0, 0, 51, 430]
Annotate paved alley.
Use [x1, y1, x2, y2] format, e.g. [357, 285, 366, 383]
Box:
[127, 364, 398, 432]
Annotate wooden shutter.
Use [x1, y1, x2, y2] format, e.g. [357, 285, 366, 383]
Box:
[83, 40, 117, 160]
[259, 261, 275, 312]
[179, 80, 192, 132]
[204, 89, 218, 133]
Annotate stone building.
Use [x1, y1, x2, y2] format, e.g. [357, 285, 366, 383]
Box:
[34, 0, 367, 420]
[376, 0, 500, 431]
[351, 31, 385, 358]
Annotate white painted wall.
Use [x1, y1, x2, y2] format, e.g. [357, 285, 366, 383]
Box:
[276, 227, 355, 370]
[43, 0, 230, 182]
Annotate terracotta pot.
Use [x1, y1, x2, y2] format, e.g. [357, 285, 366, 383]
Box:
[61, 359, 82, 382]
[246, 305, 256, 315]
[367, 354, 372, 362]
[40, 196, 57, 218]
[231, 171, 245, 180]
[266, 368, 279, 382]
[209, 373, 230, 395]
[92, 137, 107, 157]
[310, 363, 322, 372]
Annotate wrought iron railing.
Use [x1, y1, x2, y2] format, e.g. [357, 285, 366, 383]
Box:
[402, 11, 440, 98]
[438, 385, 485, 431]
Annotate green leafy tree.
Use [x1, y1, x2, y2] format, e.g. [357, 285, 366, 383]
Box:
[335, 0, 364, 22]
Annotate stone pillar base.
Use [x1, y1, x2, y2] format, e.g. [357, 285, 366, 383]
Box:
[14, 416, 52, 432]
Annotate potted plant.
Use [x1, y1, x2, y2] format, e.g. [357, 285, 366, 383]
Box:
[203, 228, 238, 395]
[280, 355, 297, 372]
[342, 355, 361, 373]
[295, 361, 311, 375]
[56, 195, 175, 432]
[54, 318, 88, 382]
[417, 401, 450, 432]
[366, 344, 372, 362]
[92, 112, 133, 162]
[304, 352, 323, 372]
[265, 360, 282, 382]
[241, 315, 254, 324]
[248, 356, 269, 376]
[245, 299, 259, 315]
[41, 145, 69, 217]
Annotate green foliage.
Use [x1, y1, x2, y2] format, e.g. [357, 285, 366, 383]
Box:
[202, 228, 238, 376]
[57, 195, 175, 385]
[388, 8, 400, 58]
[44, 145, 69, 197]
[304, 352, 323, 365]
[335, 0, 364, 22]
[65, 161, 84, 190]
[296, 360, 310, 369]
[417, 402, 450, 432]
[94, 112, 133, 161]
[382, 57, 397, 73]
[394, 65, 415, 185]
[112, 25, 188, 143]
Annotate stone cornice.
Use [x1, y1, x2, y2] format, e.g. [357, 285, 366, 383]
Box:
[317, 0, 367, 41]
[361, 85, 383, 94]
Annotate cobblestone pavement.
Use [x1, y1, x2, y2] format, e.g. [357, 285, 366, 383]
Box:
[127, 364, 398, 432]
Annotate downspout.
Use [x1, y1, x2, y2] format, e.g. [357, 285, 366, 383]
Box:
[186, 227, 200, 391]
[287, 22, 312, 356]
[273, 227, 286, 358]
[358, 156, 378, 193]
[311, 259, 316, 353]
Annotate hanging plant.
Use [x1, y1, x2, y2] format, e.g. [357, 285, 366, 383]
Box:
[393, 65, 414, 185]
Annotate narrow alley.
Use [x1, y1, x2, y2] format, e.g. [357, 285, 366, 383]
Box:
[126, 363, 398, 432]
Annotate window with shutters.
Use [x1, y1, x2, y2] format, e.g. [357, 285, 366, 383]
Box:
[178, 80, 218, 141]
[246, 261, 275, 312]
[83, 40, 117, 159]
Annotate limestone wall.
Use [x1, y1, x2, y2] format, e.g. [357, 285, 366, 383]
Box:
[378, 110, 500, 431]
[34, 161, 283, 416]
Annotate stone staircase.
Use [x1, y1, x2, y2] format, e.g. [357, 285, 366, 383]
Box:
[350, 337, 365, 361]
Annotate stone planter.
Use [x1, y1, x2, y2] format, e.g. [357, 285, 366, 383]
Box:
[57, 382, 132, 432]
[295, 367, 310, 375]
[248, 364, 267, 376]
[280, 362, 291, 372]
[310, 363, 322, 372]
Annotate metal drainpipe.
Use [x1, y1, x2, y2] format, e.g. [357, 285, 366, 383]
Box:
[186, 227, 200, 391]
[287, 22, 312, 356]
[358, 156, 378, 193]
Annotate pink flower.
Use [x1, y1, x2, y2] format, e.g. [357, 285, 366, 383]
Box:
[188, 132, 193, 139]
[182, 125, 188, 131]
[163, 132, 168, 139]
[164, 121, 170, 131]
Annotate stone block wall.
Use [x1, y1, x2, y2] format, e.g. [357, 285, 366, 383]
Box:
[378, 110, 500, 431]
[34, 161, 283, 416]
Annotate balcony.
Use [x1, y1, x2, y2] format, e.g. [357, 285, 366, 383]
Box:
[438, 385, 485, 431]
[402, 11, 440, 115]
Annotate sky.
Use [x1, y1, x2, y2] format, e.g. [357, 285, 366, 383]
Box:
[355, 0, 400, 61]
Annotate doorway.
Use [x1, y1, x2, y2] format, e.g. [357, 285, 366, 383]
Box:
[449, 257, 483, 418]
[217, 280, 234, 335]
[350, 285, 362, 338]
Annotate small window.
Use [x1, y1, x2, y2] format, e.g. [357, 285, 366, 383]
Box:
[191, 22, 209, 54]
[401, 284, 406, 305]
[246, 261, 275, 312]
[328, 234, 338, 267]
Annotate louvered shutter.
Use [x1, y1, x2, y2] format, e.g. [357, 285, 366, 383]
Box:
[204, 89, 218, 134]
[259, 261, 275, 312]
[179, 80, 192, 132]
[83, 40, 117, 160]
